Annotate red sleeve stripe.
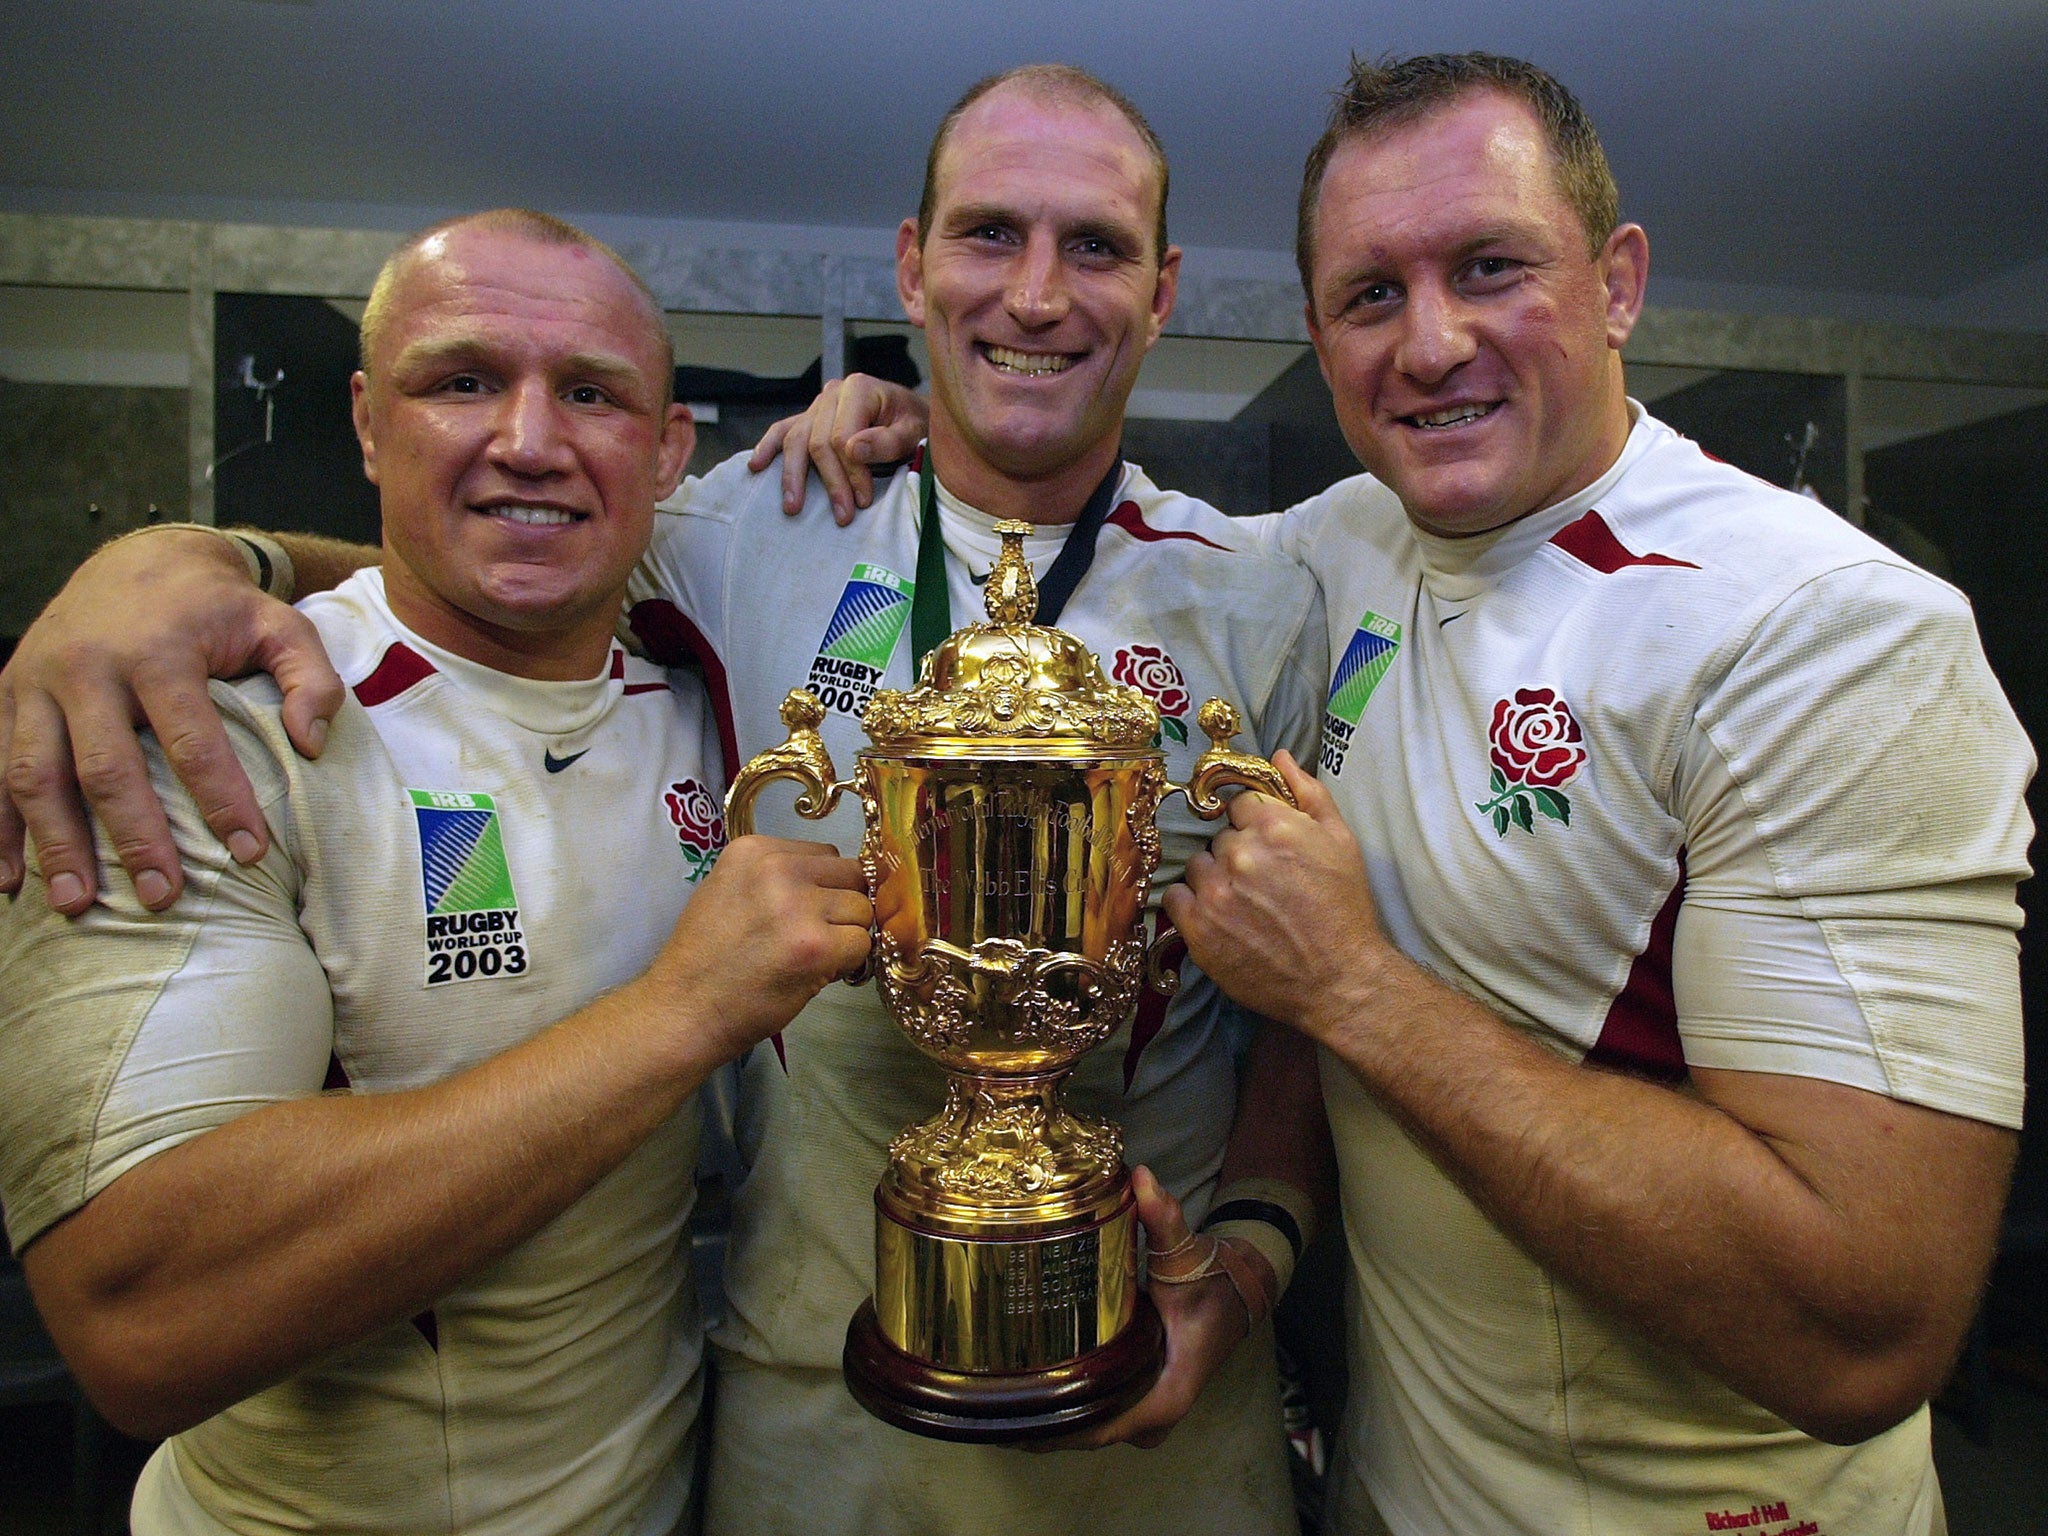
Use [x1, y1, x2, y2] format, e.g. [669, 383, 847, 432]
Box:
[1583, 850, 1689, 1083]
[1106, 501, 1229, 551]
[1549, 509, 1698, 573]
[611, 642, 678, 696]
[626, 600, 768, 1063]
[351, 643, 436, 707]
[627, 598, 738, 781]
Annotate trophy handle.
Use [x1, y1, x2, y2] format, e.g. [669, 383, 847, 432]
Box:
[1144, 929, 1188, 997]
[724, 690, 873, 984]
[724, 689, 849, 835]
[1162, 699, 1297, 819]
[1147, 699, 1298, 995]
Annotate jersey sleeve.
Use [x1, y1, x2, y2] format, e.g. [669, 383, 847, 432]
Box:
[1234, 508, 1293, 556]
[628, 452, 772, 662]
[1257, 578, 1329, 769]
[1264, 472, 1406, 566]
[1673, 560, 2033, 1127]
[0, 689, 335, 1253]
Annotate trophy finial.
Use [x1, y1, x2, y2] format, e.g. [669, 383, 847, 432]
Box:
[985, 521, 1037, 625]
[781, 688, 827, 732]
[1196, 697, 1242, 746]
[1166, 697, 1294, 820]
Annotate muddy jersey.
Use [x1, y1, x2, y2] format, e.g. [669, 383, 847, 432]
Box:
[1255, 409, 2032, 1536]
[0, 570, 725, 1536]
[630, 452, 1325, 1536]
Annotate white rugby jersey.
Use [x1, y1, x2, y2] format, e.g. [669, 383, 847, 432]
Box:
[631, 452, 1325, 1536]
[1257, 410, 2033, 1536]
[0, 570, 724, 1536]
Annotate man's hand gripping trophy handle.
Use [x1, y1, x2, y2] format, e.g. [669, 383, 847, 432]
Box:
[728, 684, 1300, 1450]
[725, 689, 872, 983]
[1145, 697, 1295, 993]
[725, 688, 1297, 997]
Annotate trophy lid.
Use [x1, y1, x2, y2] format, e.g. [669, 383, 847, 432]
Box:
[862, 522, 1158, 750]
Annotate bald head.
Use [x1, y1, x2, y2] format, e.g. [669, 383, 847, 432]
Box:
[360, 209, 673, 392]
[345, 210, 695, 680]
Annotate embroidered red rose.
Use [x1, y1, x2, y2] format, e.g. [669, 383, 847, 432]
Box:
[1488, 688, 1586, 789]
[1112, 644, 1191, 719]
[664, 778, 725, 878]
[1475, 688, 1584, 838]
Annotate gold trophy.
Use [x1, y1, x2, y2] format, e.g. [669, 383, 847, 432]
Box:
[725, 522, 1292, 1442]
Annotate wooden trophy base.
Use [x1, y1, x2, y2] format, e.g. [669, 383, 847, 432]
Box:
[843, 1294, 1164, 1444]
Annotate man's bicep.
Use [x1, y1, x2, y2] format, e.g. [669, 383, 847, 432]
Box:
[1673, 898, 1894, 1095]
[1671, 755, 2023, 1365]
[1677, 891, 2026, 1127]
[1689, 1064, 2015, 1283]
[0, 727, 331, 1256]
[1676, 630, 2028, 1132]
[14, 873, 333, 1430]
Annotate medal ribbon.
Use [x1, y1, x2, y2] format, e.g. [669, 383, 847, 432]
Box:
[909, 443, 1125, 673]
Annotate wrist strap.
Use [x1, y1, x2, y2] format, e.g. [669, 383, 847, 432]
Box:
[103, 522, 295, 603]
[1211, 1235, 1276, 1327]
[225, 530, 295, 603]
[1146, 1229, 1277, 1328]
[1200, 1177, 1318, 1304]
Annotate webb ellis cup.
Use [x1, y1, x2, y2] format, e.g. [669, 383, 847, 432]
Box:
[725, 522, 1293, 1442]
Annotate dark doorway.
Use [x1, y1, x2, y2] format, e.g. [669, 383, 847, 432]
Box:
[212, 293, 380, 544]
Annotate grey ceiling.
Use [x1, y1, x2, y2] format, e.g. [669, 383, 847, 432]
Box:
[4, 0, 2045, 311]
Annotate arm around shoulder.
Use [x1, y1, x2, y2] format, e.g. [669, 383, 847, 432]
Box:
[0, 522, 357, 914]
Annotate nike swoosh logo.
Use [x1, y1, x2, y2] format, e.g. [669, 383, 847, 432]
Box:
[543, 748, 590, 773]
[1438, 611, 1465, 628]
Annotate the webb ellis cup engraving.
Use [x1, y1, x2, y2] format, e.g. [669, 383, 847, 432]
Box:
[725, 522, 1293, 1442]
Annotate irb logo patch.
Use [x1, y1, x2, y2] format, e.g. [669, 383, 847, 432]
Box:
[806, 562, 913, 717]
[1321, 612, 1401, 776]
[411, 788, 528, 986]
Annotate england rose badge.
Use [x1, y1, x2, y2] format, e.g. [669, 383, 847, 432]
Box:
[664, 776, 727, 881]
[1475, 688, 1586, 837]
[1112, 644, 1192, 744]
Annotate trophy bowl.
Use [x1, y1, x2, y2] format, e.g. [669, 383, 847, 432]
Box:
[726, 522, 1292, 1442]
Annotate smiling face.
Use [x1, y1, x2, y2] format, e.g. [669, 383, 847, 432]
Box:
[1305, 90, 1646, 538]
[351, 222, 693, 678]
[898, 85, 1180, 521]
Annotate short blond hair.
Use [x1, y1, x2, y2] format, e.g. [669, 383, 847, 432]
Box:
[1297, 53, 1621, 306]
